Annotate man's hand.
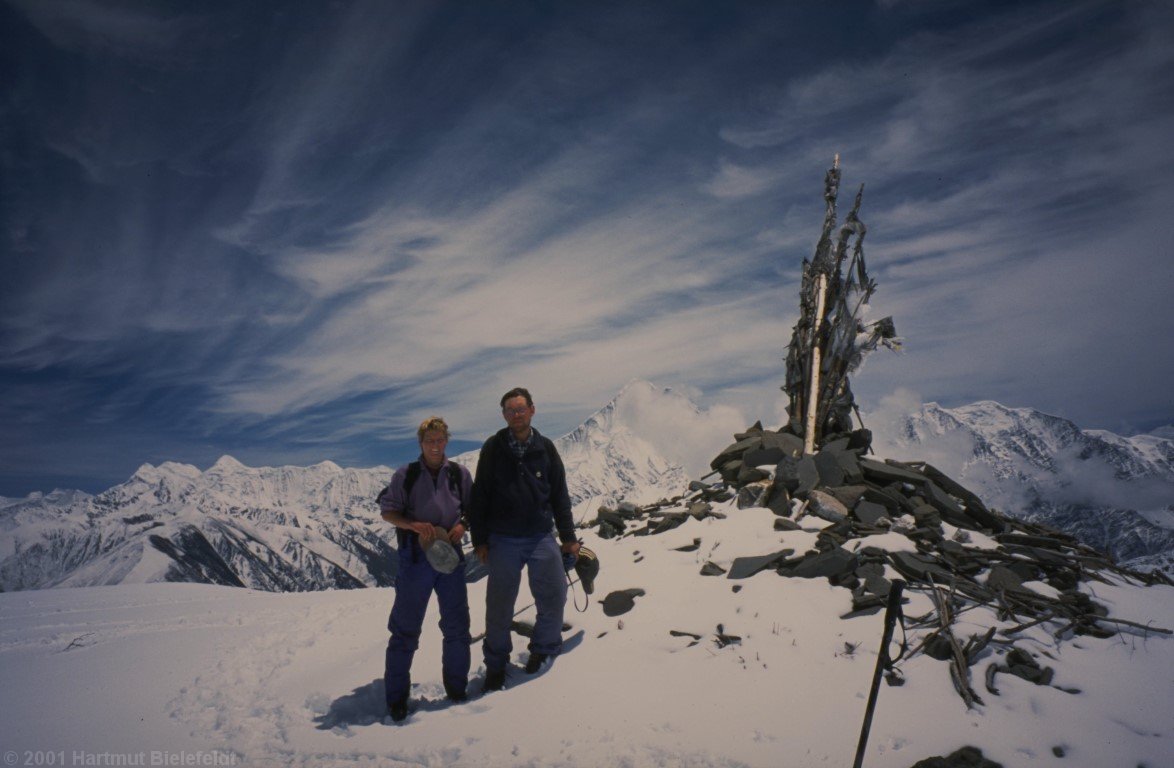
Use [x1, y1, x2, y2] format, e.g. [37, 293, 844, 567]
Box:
[561, 540, 581, 557]
[448, 522, 466, 545]
[475, 544, 489, 564]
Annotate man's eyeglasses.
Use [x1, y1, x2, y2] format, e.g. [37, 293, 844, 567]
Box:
[502, 407, 530, 417]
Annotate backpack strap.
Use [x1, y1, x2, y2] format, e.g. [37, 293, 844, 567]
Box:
[446, 461, 468, 527]
[374, 459, 422, 510]
[401, 461, 423, 512]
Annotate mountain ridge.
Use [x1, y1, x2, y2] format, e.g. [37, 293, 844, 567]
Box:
[0, 381, 700, 591]
[872, 399, 1174, 568]
[3, 384, 1170, 591]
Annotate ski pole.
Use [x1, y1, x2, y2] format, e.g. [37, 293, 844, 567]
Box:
[853, 579, 905, 768]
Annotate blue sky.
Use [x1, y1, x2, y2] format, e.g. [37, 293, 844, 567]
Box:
[2, 0, 1172, 496]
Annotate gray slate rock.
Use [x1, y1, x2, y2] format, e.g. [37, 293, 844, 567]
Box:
[853, 500, 889, 527]
[795, 456, 820, 497]
[820, 436, 852, 454]
[859, 458, 927, 486]
[920, 463, 1006, 532]
[787, 546, 858, 579]
[824, 485, 868, 508]
[773, 456, 801, 492]
[806, 490, 849, 523]
[889, 551, 953, 582]
[909, 746, 1003, 768]
[921, 481, 975, 529]
[736, 484, 767, 509]
[727, 549, 795, 579]
[813, 451, 847, 487]
[743, 446, 787, 468]
[833, 450, 863, 483]
[709, 436, 762, 471]
[733, 421, 764, 440]
[736, 464, 770, 485]
[601, 588, 647, 617]
[760, 431, 805, 457]
[985, 564, 1026, 593]
[766, 486, 791, 517]
[863, 572, 892, 597]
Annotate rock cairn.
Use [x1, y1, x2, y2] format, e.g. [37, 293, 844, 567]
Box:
[588, 158, 1170, 715]
[587, 425, 1171, 709]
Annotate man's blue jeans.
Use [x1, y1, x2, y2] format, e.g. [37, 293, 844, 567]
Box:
[483, 533, 567, 672]
[384, 541, 471, 706]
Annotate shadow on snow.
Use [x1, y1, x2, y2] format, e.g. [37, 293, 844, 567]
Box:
[311, 630, 585, 729]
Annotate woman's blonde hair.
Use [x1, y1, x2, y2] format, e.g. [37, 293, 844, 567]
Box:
[417, 416, 450, 443]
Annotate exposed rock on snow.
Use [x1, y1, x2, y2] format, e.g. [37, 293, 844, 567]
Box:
[592, 419, 1171, 713]
[872, 400, 1174, 570]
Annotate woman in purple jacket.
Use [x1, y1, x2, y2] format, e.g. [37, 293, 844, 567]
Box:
[378, 416, 472, 722]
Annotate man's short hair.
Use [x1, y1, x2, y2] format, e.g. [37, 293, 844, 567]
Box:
[417, 416, 450, 443]
[500, 387, 533, 408]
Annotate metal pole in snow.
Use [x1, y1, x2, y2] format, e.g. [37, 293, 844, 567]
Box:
[853, 580, 906, 768]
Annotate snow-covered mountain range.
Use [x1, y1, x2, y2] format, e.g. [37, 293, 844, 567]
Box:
[870, 400, 1174, 571]
[2, 382, 1171, 592]
[0, 381, 699, 592]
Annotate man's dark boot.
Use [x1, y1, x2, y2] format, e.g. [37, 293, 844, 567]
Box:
[484, 668, 505, 691]
[445, 683, 468, 703]
[524, 653, 549, 674]
[389, 696, 409, 723]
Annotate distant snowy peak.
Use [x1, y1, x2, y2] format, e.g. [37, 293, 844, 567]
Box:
[1148, 425, 1174, 440]
[877, 400, 1174, 568]
[455, 380, 700, 511]
[0, 487, 92, 513]
[553, 379, 744, 509]
[576, 379, 744, 479]
[0, 381, 717, 592]
[557, 402, 687, 511]
[896, 400, 1174, 483]
[0, 455, 399, 592]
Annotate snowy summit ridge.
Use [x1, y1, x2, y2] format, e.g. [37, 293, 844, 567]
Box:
[0, 381, 707, 592]
[2, 383, 1171, 592]
[873, 399, 1174, 570]
[1, 385, 1172, 767]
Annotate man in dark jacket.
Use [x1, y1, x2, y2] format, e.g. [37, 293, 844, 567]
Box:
[468, 387, 579, 690]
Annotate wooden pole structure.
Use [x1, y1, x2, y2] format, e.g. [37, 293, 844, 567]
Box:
[803, 153, 838, 455]
[803, 272, 827, 455]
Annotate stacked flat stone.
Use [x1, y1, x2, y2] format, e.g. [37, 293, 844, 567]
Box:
[589, 425, 1170, 637]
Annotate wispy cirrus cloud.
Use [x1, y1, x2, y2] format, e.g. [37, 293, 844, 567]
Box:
[2, 1, 1171, 495]
[708, 1, 1174, 432]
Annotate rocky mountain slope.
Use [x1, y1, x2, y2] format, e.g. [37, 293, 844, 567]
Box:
[0, 382, 697, 592]
[872, 401, 1174, 570]
[3, 387, 1170, 592]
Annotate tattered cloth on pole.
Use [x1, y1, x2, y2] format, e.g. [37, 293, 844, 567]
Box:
[783, 159, 901, 445]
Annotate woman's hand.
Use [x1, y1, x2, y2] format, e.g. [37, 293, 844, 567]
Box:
[411, 522, 438, 545]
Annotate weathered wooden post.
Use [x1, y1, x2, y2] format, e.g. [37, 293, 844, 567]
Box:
[784, 157, 898, 453]
[803, 268, 828, 456]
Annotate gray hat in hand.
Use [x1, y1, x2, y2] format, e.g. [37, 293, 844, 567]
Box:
[424, 529, 461, 574]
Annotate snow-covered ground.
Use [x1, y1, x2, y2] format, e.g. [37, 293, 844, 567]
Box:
[2, 505, 1170, 768]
